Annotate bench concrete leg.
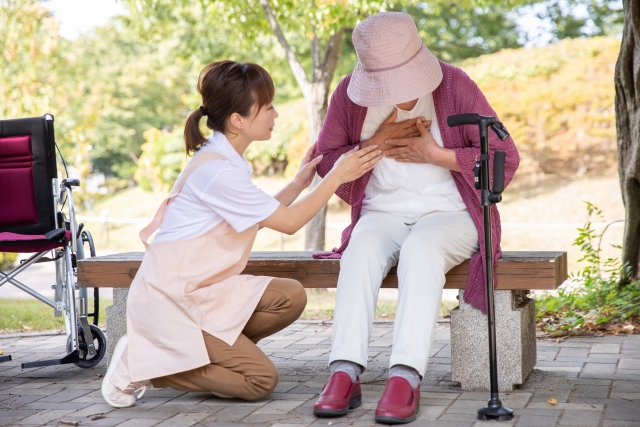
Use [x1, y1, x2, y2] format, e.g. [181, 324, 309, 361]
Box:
[105, 288, 129, 365]
[450, 289, 536, 391]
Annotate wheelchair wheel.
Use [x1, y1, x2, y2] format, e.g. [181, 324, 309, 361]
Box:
[66, 324, 106, 368]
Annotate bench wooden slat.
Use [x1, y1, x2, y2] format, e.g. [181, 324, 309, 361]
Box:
[78, 251, 567, 290]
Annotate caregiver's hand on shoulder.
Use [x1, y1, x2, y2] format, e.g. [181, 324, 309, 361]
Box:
[361, 110, 431, 150]
[384, 119, 458, 170]
[260, 145, 382, 236]
[329, 145, 382, 184]
[294, 142, 322, 189]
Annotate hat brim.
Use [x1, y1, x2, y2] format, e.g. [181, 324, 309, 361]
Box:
[347, 45, 443, 108]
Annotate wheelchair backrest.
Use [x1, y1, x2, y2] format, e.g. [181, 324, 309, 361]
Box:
[0, 115, 58, 235]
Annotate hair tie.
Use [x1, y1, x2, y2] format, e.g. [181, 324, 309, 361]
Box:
[199, 106, 208, 116]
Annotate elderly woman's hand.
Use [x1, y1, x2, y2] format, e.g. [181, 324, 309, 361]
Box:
[361, 110, 430, 150]
[384, 119, 460, 171]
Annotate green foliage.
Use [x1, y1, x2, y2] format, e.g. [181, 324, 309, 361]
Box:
[244, 98, 308, 174]
[0, 252, 17, 271]
[68, 21, 194, 179]
[125, 0, 529, 91]
[530, 0, 623, 42]
[0, 0, 69, 118]
[393, 3, 522, 62]
[134, 127, 186, 192]
[134, 98, 308, 189]
[2, 0, 617, 186]
[536, 202, 640, 335]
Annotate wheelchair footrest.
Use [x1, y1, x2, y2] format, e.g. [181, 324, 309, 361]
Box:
[21, 350, 79, 369]
[0, 355, 11, 363]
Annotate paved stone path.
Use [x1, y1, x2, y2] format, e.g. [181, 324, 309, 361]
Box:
[0, 321, 639, 427]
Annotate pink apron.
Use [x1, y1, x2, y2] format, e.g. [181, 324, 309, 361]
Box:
[127, 152, 274, 382]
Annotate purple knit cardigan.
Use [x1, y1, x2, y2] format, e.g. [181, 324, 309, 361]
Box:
[313, 60, 520, 312]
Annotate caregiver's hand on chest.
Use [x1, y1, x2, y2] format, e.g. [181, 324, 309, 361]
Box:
[384, 119, 460, 172]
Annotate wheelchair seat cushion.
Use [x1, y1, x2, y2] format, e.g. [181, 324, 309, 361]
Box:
[0, 228, 70, 253]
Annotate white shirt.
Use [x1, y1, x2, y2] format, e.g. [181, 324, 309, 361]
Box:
[153, 132, 280, 243]
[360, 93, 466, 223]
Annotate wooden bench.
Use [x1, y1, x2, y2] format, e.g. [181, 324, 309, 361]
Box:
[78, 250, 567, 391]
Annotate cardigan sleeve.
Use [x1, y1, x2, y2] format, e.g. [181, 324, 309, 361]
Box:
[314, 77, 366, 206]
[452, 73, 520, 191]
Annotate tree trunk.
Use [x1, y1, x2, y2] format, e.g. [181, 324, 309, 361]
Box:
[258, 0, 344, 250]
[614, 0, 640, 282]
[304, 82, 329, 251]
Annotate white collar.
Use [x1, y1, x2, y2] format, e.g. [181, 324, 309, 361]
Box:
[395, 92, 430, 116]
[199, 131, 253, 174]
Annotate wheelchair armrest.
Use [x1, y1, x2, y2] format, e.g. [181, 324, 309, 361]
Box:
[61, 178, 80, 188]
[45, 228, 66, 241]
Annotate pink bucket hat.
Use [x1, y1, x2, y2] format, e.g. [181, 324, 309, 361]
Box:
[347, 12, 443, 107]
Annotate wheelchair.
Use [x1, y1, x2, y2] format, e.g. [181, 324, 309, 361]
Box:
[0, 114, 106, 369]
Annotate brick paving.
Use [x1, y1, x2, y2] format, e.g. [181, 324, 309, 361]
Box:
[0, 321, 639, 427]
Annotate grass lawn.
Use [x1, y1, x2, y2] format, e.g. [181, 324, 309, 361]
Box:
[0, 292, 457, 333]
[299, 290, 457, 320]
[0, 298, 109, 333]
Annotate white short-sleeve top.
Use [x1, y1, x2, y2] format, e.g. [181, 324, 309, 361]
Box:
[153, 131, 280, 244]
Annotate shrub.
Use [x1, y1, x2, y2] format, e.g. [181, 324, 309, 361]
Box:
[536, 202, 640, 336]
[462, 38, 618, 177]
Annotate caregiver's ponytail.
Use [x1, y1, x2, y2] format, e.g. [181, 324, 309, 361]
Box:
[184, 60, 275, 156]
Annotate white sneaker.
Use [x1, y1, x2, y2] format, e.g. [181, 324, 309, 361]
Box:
[101, 335, 149, 408]
[211, 391, 235, 399]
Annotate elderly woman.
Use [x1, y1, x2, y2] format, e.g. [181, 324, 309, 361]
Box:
[311, 12, 519, 424]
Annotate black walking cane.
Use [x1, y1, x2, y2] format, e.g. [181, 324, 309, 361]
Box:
[447, 114, 514, 422]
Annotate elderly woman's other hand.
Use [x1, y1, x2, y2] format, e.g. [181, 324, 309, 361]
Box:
[384, 119, 460, 172]
[361, 110, 430, 151]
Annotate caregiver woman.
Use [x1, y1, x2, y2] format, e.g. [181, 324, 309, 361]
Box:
[312, 12, 520, 424]
[101, 60, 383, 408]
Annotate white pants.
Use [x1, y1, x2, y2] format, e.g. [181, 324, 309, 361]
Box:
[329, 210, 479, 376]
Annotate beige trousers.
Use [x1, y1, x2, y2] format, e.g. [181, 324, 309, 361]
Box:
[151, 278, 307, 400]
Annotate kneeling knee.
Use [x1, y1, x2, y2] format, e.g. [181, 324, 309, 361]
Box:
[245, 364, 279, 400]
[289, 280, 307, 316]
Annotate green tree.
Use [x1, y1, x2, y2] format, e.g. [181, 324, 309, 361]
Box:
[0, 0, 65, 119]
[67, 21, 194, 179]
[524, 0, 623, 43]
[125, 0, 529, 250]
[396, 3, 522, 62]
[0, 0, 93, 187]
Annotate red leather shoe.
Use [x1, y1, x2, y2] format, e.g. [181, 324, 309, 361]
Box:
[313, 372, 362, 417]
[375, 377, 420, 424]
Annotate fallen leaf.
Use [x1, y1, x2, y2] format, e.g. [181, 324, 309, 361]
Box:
[21, 326, 32, 331]
[90, 414, 106, 420]
[86, 413, 105, 418]
[547, 397, 557, 406]
[59, 421, 79, 426]
[622, 324, 635, 333]
[0, 350, 3, 356]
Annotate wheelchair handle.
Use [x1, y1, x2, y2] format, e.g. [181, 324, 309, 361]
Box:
[61, 178, 80, 188]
